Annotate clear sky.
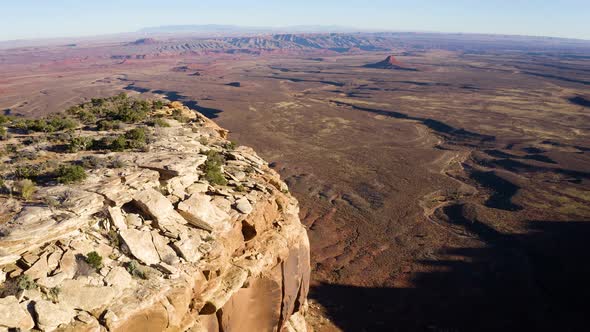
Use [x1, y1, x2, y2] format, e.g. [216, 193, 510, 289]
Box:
[1, 0, 589, 41]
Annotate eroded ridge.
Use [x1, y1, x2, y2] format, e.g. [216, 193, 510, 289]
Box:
[0, 96, 310, 332]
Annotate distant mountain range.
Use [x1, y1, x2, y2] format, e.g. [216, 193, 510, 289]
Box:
[139, 24, 367, 34]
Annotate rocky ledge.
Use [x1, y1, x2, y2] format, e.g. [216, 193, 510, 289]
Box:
[0, 97, 310, 331]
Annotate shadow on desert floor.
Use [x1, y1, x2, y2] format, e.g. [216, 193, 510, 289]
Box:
[311, 219, 590, 332]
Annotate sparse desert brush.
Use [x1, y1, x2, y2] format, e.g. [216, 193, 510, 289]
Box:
[85, 251, 103, 270]
[125, 127, 147, 148]
[14, 165, 41, 180]
[67, 136, 92, 153]
[96, 119, 121, 131]
[14, 179, 36, 200]
[17, 116, 78, 133]
[110, 135, 128, 151]
[148, 118, 170, 127]
[202, 150, 227, 186]
[56, 164, 87, 184]
[16, 275, 37, 291]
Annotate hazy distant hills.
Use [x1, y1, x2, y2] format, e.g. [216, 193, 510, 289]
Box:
[139, 24, 364, 34]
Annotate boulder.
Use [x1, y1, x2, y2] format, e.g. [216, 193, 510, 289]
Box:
[33, 299, 76, 331]
[177, 194, 231, 232]
[235, 197, 253, 214]
[172, 234, 202, 263]
[132, 188, 187, 236]
[120, 229, 160, 265]
[0, 296, 35, 330]
[104, 266, 134, 290]
[24, 251, 49, 280]
[108, 207, 127, 230]
[56, 250, 77, 279]
[151, 231, 180, 265]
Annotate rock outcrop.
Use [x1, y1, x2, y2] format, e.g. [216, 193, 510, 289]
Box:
[0, 101, 310, 331]
[364, 55, 418, 71]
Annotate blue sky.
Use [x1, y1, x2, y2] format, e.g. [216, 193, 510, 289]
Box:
[1, 0, 589, 41]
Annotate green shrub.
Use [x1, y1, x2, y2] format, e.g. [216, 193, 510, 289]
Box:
[110, 135, 127, 151]
[225, 141, 237, 150]
[56, 164, 87, 184]
[108, 100, 149, 123]
[107, 229, 120, 247]
[16, 275, 37, 291]
[90, 136, 113, 150]
[152, 100, 164, 110]
[85, 251, 103, 270]
[148, 118, 170, 127]
[0, 114, 10, 125]
[14, 179, 36, 200]
[96, 119, 121, 131]
[49, 117, 78, 131]
[202, 150, 227, 186]
[125, 128, 147, 148]
[48, 286, 61, 301]
[126, 260, 147, 279]
[14, 165, 40, 180]
[91, 98, 106, 107]
[0, 126, 7, 140]
[67, 136, 92, 153]
[16, 117, 77, 133]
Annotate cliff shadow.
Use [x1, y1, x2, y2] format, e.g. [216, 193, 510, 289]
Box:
[151, 89, 224, 119]
[311, 218, 590, 332]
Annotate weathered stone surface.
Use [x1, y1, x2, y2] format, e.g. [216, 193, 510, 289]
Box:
[151, 231, 179, 265]
[132, 188, 186, 236]
[120, 229, 160, 265]
[33, 299, 76, 331]
[46, 248, 63, 272]
[104, 266, 134, 290]
[0, 296, 35, 330]
[24, 251, 49, 280]
[186, 182, 209, 195]
[177, 193, 230, 232]
[58, 279, 118, 311]
[235, 197, 253, 214]
[199, 266, 249, 314]
[219, 274, 283, 332]
[0, 103, 310, 332]
[56, 250, 77, 279]
[108, 207, 127, 230]
[172, 234, 202, 263]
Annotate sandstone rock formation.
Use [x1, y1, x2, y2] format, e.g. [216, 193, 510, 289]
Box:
[0, 100, 310, 331]
[364, 55, 418, 71]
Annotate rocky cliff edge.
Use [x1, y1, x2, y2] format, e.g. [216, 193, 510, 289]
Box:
[0, 99, 310, 332]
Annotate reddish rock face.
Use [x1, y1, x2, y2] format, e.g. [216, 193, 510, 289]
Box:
[364, 55, 418, 71]
[385, 55, 403, 66]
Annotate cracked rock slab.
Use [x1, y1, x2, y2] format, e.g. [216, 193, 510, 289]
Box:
[120, 229, 160, 266]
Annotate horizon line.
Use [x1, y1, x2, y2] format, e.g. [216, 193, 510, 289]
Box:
[1, 25, 589, 44]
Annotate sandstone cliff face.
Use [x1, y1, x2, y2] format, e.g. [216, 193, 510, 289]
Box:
[0, 103, 310, 331]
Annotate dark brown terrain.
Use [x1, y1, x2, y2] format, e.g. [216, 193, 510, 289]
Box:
[1, 32, 590, 331]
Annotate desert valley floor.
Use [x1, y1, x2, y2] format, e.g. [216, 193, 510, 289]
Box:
[1, 33, 590, 331]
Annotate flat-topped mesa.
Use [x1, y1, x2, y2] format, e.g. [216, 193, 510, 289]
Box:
[0, 96, 310, 332]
